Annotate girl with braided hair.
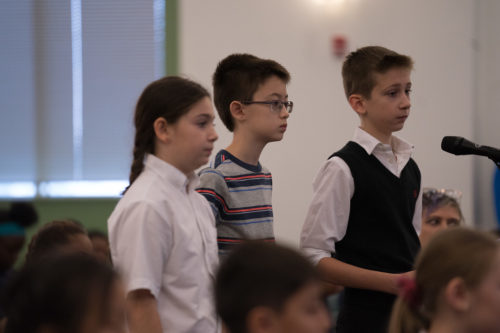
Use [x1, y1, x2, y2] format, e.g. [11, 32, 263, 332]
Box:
[389, 227, 500, 333]
[108, 76, 219, 333]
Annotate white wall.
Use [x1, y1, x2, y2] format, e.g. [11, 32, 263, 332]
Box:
[475, 0, 500, 231]
[180, 0, 476, 246]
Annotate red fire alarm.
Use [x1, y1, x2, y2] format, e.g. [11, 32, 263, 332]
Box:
[332, 35, 348, 59]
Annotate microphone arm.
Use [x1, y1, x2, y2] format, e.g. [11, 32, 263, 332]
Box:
[441, 136, 500, 169]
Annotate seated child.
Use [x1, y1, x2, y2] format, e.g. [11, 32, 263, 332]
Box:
[25, 220, 93, 263]
[389, 227, 500, 333]
[0, 202, 38, 320]
[197, 53, 291, 257]
[1, 253, 126, 333]
[215, 242, 331, 333]
[88, 230, 112, 264]
[419, 187, 463, 247]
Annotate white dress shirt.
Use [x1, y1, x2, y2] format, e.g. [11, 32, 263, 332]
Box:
[300, 128, 422, 265]
[108, 154, 219, 333]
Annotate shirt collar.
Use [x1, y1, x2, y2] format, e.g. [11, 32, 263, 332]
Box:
[353, 127, 414, 156]
[144, 154, 200, 192]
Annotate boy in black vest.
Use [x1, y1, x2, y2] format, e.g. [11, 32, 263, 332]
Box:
[300, 46, 422, 333]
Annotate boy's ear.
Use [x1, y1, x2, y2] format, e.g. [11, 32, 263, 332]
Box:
[153, 117, 170, 143]
[444, 277, 471, 312]
[246, 306, 278, 333]
[348, 94, 367, 116]
[229, 101, 246, 122]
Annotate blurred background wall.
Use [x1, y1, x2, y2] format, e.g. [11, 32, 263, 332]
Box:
[180, 0, 484, 245]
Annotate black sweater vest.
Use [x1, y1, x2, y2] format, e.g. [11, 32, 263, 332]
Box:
[330, 141, 421, 308]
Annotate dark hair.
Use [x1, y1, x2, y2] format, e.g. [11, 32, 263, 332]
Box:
[212, 53, 290, 132]
[0, 202, 38, 271]
[2, 253, 118, 333]
[26, 220, 88, 263]
[342, 46, 413, 99]
[0, 202, 38, 227]
[215, 242, 319, 333]
[87, 229, 107, 240]
[389, 228, 499, 333]
[126, 76, 210, 191]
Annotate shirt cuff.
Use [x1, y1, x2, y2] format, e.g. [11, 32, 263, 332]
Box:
[301, 247, 331, 266]
[127, 278, 160, 299]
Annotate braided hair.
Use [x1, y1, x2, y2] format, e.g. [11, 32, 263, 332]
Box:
[124, 76, 210, 193]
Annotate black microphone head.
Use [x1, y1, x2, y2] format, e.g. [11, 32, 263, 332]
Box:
[441, 136, 463, 154]
[441, 136, 477, 155]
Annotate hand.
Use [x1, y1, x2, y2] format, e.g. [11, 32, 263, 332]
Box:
[390, 270, 415, 295]
[321, 281, 344, 296]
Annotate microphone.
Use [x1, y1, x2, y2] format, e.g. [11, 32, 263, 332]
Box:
[441, 136, 500, 165]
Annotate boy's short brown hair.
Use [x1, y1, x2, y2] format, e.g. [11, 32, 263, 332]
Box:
[213, 53, 290, 132]
[342, 46, 413, 99]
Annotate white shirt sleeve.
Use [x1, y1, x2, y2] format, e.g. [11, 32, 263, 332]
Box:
[300, 157, 354, 265]
[110, 201, 172, 299]
[412, 179, 423, 235]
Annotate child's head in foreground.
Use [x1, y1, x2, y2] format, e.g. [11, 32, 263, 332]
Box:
[87, 230, 112, 264]
[2, 253, 125, 333]
[342, 46, 414, 140]
[215, 242, 330, 333]
[25, 220, 92, 264]
[212, 53, 292, 141]
[389, 227, 500, 333]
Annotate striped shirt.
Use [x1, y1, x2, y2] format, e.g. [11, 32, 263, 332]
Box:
[197, 150, 275, 257]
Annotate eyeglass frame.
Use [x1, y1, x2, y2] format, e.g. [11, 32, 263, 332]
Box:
[241, 100, 294, 114]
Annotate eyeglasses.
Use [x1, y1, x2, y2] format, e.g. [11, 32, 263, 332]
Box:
[423, 187, 463, 203]
[242, 100, 294, 114]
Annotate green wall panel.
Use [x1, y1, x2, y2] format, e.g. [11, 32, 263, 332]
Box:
[0, 199, 118, 267]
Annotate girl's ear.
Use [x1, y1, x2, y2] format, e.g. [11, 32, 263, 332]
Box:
[444, 277, 471, 312]
[348, 94, 367, 116]
[229, 101, 246, 122]
[153, 117, 170, 143]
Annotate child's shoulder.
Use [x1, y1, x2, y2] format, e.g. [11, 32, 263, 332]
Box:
[209, 149, 268, 175]
[198, 150, 273, 192]
[199, 150, 234, 176]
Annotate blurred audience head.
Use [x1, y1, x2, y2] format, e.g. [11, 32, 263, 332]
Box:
[2, 253, 125, 333]
[25, 220, 92, 264]
[420, 188, 463, 247]
[0, 202, 38, 273]
[215, 242, 330, 333]
[389, 227, 500, 333]
[88, 230, 112, 264]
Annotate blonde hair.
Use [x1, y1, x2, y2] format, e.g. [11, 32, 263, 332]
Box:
[388, 227, 499, 333]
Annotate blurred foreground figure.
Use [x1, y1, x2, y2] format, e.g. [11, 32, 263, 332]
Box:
[389, 228, 500, 333]
[215, 242, 331, 333]
[1, 253, 126, 333]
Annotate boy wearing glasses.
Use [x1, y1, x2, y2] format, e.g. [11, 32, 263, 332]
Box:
[300, 46, 422, 333]
[197, 53, 292, 257]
